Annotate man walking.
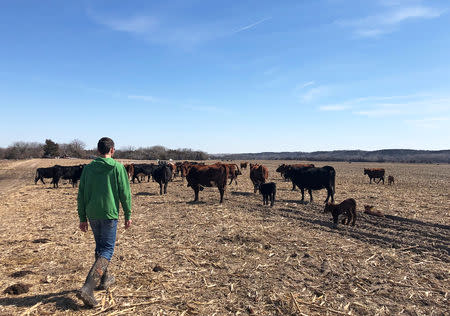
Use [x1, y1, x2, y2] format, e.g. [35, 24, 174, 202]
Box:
[77, 137, 132, 307]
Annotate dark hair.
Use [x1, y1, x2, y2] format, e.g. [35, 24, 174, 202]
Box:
[97, 137, 115, 155]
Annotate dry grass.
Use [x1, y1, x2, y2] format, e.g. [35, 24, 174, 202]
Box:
[0, 159, 448, 315]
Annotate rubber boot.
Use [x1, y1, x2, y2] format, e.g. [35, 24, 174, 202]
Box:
[98, 269, 115, 290]
[94, 254, 115, 291]
[77, 256, 109, 308]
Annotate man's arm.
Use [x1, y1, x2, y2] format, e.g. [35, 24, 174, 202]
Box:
[77, 167, 87, 225]
[117, 164, 132, 226]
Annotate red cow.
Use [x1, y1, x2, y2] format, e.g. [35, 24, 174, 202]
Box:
[215, 162, 242, 185]
[250, 164, 269, 193]
[124, 164, 134, 182]
[186, 164, 230, 203]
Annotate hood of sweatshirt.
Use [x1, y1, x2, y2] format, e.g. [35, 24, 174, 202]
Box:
[90, 157, 117, 173]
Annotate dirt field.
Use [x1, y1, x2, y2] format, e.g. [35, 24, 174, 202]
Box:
[0, 159, 448, 315]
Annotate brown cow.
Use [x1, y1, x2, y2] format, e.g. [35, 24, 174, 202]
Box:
[388, 175, 394, 185]
[364, 168, 385, 184]
[324, 198, 357, 227]
[250, 164, 269, 193]
[178, 161, 205, 182]
[240, 162, 248, 170]
[166, 162, 176, 181]
[215, 163, 242, 185]
[186, 164, 230, 203]
[124, 164, 134, 182]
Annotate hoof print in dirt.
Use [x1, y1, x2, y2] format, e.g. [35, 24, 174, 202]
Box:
[4, 283, 31, 295]
[290, 252, 298, 258]
[246, 305, 256, 315]
[10, 270, 34, 278]
[32, 238, 50, 243]
[153, 264, 165, 272]
[320, 260, 330, 274]
[303, 253, 311, 259]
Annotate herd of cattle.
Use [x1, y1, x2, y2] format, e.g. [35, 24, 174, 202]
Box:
[34, 161, 393, 227]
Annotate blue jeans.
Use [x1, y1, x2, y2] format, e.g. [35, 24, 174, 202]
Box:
[89, 219, 118, 261]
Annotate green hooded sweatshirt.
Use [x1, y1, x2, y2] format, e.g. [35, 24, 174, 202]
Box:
[77, 157, 131, 222]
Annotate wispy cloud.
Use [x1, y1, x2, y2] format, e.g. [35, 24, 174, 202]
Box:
[233, 17, 272, 34]
[88, 7, 272, 48]
[337, 4, 445, 37]
[319, 105, 350, 111]
[406, 117, 449, 128]
[317, 94, 450, 121]
[294, 81, 329, 103]
[297, 81, 315, 89]
[182, 105, 228, 114]
[98, 15, 158, 34]
[128, 95, 159, 102]
[300, 86, 329, 103]
[87, 9, 221, 48]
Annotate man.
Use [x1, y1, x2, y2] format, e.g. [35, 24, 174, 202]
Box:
[77, 137, 132, 307]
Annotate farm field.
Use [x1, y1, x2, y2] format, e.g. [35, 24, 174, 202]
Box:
[0, 159, 448, 315]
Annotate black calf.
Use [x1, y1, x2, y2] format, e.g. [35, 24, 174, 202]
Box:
[259, 182, 276, 207]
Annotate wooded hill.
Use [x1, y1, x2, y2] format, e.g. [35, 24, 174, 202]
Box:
[212, 149, 450, 164]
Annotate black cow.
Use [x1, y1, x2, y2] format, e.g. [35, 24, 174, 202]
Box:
[152, 164, 172, 195]
[58, 165, 85, 187]
[284, 166, 336, 203]
[259, 182, 276, 207]
[35, 166, 59, 188]
[132, 164, 157, 183]
[364, 168, 385, 184]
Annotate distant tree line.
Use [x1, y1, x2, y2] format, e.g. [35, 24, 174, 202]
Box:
[0, 139, 209, 161]
[213, 149, 450, 164]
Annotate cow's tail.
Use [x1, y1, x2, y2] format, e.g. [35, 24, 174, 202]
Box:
[34, 169, 39, 183]
[329, 167, 336, 195]
[221, 164, 229, 187]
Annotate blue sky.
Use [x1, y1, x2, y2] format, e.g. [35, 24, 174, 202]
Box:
[1, 0, 449, 153]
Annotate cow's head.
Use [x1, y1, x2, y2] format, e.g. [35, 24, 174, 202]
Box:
[275, 164, 286, 173]
[323, 202, 334, 213]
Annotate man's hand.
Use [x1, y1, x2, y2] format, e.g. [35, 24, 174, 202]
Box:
[79, 221, 88, 232]
[125, 219, 132, 229]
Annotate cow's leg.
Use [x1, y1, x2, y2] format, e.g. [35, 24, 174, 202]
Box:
[291, 181, 296, 191]
[270, 192, 275, 207]
[300, 188, 305, 203]
[219, 187, 225, 203]
[351, 210, 356, 226]
[332, 211, 339, 228]
[53, 177, 59, 188]
[382, 177, 385, 184]
[229, 177, 233, 185]
[193, 185, 199, 202]
[253, 183, 258, 194]
[325, 188, 332, 203]
[308, 189, 313, 203]
[159, 182, 163, 195]
[164, 182, 168, 194]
